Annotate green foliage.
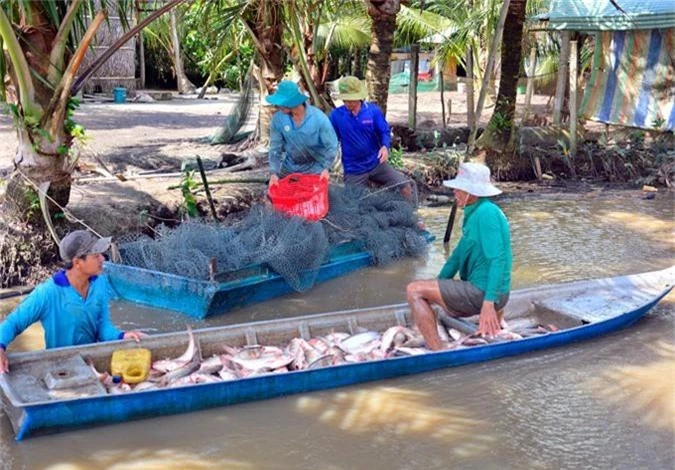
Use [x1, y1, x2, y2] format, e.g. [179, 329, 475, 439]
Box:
[651, 116, 666, 130]
[23, 187, 41, 220]
[389, 146, 404, 170]
[488, 110, 512, 133]
[180, 165, 199, 218]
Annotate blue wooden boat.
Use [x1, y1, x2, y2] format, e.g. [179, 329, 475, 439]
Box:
[105, 231, 435, 318]
[1, 266, 672, 440]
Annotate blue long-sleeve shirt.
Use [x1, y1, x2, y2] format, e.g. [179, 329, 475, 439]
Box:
[329, 102, 392, 175]
[439, 198, 512, 302]
[0, 271, 123, 350]
[268, 104, 338, 177]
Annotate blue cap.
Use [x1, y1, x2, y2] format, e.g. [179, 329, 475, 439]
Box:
[112, 375, 122, 384]
[266, 81, 308, 108]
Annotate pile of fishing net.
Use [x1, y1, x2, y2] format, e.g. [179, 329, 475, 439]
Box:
[114, 185, 428, 292]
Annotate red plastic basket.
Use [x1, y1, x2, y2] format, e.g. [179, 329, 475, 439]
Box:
[268, 173, 329, 221]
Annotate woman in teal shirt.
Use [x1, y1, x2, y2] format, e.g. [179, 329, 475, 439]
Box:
[0, 231, 144, 374]
[266, 81, 338, 186]
[406, 163, 512, 349]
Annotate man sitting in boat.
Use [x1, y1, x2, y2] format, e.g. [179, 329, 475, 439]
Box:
[406, 163, 512, 350]
[0, 231, 145, 374]
[266, 80, 339, 187]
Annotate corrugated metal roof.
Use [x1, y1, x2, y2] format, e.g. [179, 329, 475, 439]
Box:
[546, 0, 675, 30]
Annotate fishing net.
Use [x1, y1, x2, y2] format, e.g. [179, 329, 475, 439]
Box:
[115, 184, 428, 292]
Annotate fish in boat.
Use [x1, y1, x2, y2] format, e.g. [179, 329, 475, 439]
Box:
[0, 267, 672, 440]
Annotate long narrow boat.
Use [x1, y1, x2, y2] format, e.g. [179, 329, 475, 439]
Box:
[1, 267, 672, 440]
[105, 231, 435, 318]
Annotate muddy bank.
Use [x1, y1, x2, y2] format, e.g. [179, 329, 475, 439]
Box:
[0, 93, 672, 288]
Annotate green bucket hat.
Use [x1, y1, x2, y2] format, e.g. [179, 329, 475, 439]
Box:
[338, 76, 367, 101]
[266, 81, 308, 108]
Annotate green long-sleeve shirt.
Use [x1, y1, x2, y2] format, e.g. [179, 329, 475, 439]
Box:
[438, 198, 512, 302]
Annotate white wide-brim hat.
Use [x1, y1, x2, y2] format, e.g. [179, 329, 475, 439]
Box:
[443, 162, 502, 197]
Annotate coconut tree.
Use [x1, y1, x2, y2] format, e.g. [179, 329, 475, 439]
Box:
[141, 1, 197, 93]
[364, 0, 408, 115]
[474, 0, 528, 154]
[0, 0, 188, 217]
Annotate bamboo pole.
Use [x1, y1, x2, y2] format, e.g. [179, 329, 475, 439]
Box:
[196, 156, 219, 221]
[553, 31, 570, 125]
[167, 178, 267, 190]
[569, 39, 578, 158]
[408, 44, 420, 129]
[467, 0, 511, 154]
[136, 1, 146, 89]
[466, 44, 475, 135]
[523, 46, 537, 120]
[439, 59, 446, 128]
[524, 45, 542, 179]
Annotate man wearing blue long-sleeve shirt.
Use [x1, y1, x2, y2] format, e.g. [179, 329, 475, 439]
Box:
[266, 81, 338, 187]
[0, 231, 144, 374]
[329, 76, 411, 199]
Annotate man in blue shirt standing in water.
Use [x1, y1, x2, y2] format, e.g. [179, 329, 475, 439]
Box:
[329, 76, 411, 199]
[0, 230, 145, 373]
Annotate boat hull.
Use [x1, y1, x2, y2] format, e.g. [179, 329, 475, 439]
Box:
[1, 267, 673, 440]
[105, 233, 432, 318]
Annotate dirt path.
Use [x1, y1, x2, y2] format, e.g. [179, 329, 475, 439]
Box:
[0, 89, 553, 238]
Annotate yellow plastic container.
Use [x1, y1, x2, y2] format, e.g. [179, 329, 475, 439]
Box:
[110, 348, 152, 384]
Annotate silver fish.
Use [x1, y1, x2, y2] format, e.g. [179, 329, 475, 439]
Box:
[160, 358, 200, 386]
[447, 328, 463, 342]
[152, 326, 200, 373]
[286, 338, 311, 370]
[436, 323, 450, 342]
[381, 326, 406, 353]
[391, 346, 429, 356]
[307, 354, 340, 370]
[230, 346, 294, 372]
[133, 381, 159, 392]
[198, 354, 225, 374]
[339, 331, 381, 355]
[218, 368, 238, 381]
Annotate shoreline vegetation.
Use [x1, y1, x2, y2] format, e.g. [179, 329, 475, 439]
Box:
[1, 92, 673, 290]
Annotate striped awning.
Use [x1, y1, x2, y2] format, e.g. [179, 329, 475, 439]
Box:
[546, 0, 675, 31]
[580, 29, 675, 131]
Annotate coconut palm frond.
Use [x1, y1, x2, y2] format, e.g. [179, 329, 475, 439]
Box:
[316, 15, 371, 52]
[395, 5, 452, 47]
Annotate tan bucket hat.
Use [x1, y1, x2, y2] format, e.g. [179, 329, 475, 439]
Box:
[338, 76, 367, 101]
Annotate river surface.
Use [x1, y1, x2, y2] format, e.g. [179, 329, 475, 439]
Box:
[1, 191, 673, 470]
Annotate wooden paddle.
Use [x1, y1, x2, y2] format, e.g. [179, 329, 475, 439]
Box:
[442, 199, 458, 253]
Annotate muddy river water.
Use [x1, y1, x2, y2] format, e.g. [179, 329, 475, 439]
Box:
[1, 190, 673, 469]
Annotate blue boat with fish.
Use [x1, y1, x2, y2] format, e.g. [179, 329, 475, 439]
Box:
[0, 267, 672, 440]
[105, 230, 435, 318]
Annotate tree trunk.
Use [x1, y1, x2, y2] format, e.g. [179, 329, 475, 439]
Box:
[365, 0, 402, 116]
[4, 3, 72, 215]
[352, 47, 363, 77]
[251, 1, 284, 94]
[476, 0, 527, 154]
[169, 8, 194, 94]
[244, 1, 285, 146]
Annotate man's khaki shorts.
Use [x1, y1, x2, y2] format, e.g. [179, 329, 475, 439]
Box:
[438, 279, 509, 317]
